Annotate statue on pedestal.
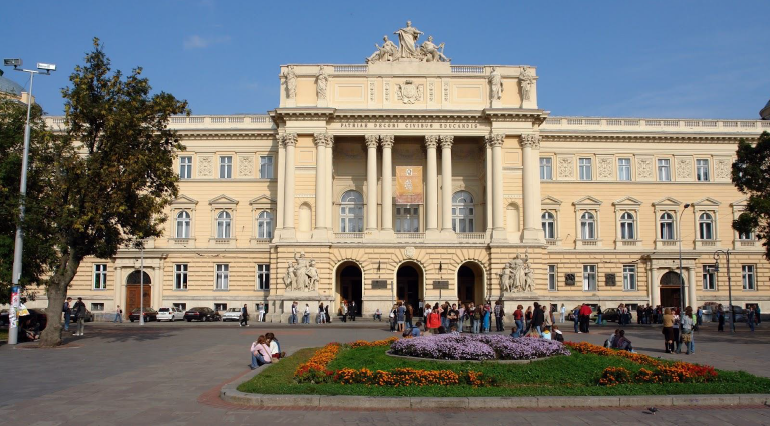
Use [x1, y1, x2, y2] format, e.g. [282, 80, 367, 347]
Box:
[283, 65, 297, 99]
[366, 22, 450, 63]
[499, 253, 534, 293]
[283, 252, 320, 292]
[519, 66, 534, 101]
[316, 66, 328, 100]
[489, 67, 503, 102]
[367, 36, 398, 64]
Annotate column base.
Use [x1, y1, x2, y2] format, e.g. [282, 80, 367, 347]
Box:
[425, 229, 441, 241]
[521, 227, 544, 244]
[440, 228, 456, 241]
[379, 229, 395, 241]
[312, 228, 328, 241]
[281, 228, 297, 241]
[491, 228, 508, 242]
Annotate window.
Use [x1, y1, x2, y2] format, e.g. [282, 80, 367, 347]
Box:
[657, 159, 671, 181]
[451, 191, 474, 232]
[548, 265, 557, 291]
[696, 159, 710, 181]
[619, 212, 635, 240]
[339, 190, 364, 232]
[702, 265, 716, 290]
[219, 156, 232, 179]
[179, 156, 192, 179]
[617, 158, 631, 181]
[660, 213, 675, 240]
[174, 264, 188, 290]
[173, 303, 187, 311]
[257, 211, 273, 239]
[259, 155, 274, 179]
[742, 265, 755, 290]
[395, 206, 420, 232]
[216, 211, 232, 238]
[93, 264, 107, 290]
[257, 264, 270, 290]
[583, 265, 597, 291]
[739, 230, 754, 240]
[622, 265, 636, 291]
[698, 212, 714, 240]
[540, 157, 552, 180]
[91, 303, 104, 312]
[176, 211, 191, 238]
[541, 212, 555, 239]
[580, 212, 596, 240]
[578, 158, 592, 180]
[215, 264, 229, 290]
[214, 303, 227, 312]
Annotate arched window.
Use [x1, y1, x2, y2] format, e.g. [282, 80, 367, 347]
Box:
[660, 212, 675, 240]
[339, 190, 363, 233]
[580, 212, 596, 240]
[541, 212, 555, 239]
[257, 211, 273, 239]
[216, 211, 231, 238]
[620, 212, 635, 240]
[175, 211, 190, 238]
[699, 212, 714, 240]
[451, 191, 474, 232]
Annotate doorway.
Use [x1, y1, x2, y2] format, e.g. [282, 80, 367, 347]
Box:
[338, 264, 362, 317]
[125, 270, 152, 315]
[659, 271, 683, 308]
[457, 262, 484, 305]
[396, 264, 422, 314]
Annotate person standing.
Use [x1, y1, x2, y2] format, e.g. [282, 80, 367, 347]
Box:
[717, 304, 725, 332]
[397, 302, 406, 332]
[240, 304, 249, 327]
[493, 301, 502, 332]
[560, 304, 566, 323]
[573, 306, 580, 333]
[113, 305, 123, 323]
[303, 303, 310, 324]
[290, 301, 298, 324]
[531, 302, 544, 336]
[696, 306, 703, 326]
[747, 306, 756, 332]
[349, 300, 356, 321]
[73, 297, 86, 336]
[63, 297, 72, 331]
[405, 304, 414, 330]
[258, 303, 265, 322]
[341, 301, 348, 323]
[595, 306, 603, 325]
[681, 306, 694, 354]
[579, 303, 592, 333]
[542, 305, 552, 334]
[662, 308, 675, 353]
[513, 305, 524, 338]
[324, 304, 331, 323]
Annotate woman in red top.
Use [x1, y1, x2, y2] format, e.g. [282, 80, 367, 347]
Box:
[513, 305, 524, 338]
[427, 303, 441, 333]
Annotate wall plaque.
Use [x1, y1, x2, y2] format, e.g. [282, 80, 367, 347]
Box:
[564, 273, 576, 286]
[371, 280, 388, 289]
[432, 280, 449, 289]
[605, 273, 616, 287]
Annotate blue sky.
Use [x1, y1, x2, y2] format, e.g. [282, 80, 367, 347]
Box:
[2, 0, 769, 119]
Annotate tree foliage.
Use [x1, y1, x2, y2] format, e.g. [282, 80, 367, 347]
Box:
[732, 131, 770, 260]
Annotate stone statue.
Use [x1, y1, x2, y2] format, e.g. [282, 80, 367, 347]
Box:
[499, 253, 534, 293]
[489, 67, 503, 101]
[519, 66, 534, 101]
[316, 65, 328, 100]
[283, 262, 296, 290]
[523, 263, 536, 292]
[283, 252, 319, 292]
[419, 36, 450, 62]
[307, 260, 319, 291]
[367, 36, 398, 63]
[394, 21, 424, 59]
[283, 65, 297, 99]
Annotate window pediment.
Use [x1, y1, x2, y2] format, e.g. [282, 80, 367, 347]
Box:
[652, 197, 681, 207]
[612, 196, 643, 207]
[170, 194, 198, 208]
[573, 195, 602, 207]
[541, 195, 562, 206]
[693, 197, 721, 207]
[208, 194, 239, 207]
[250, 194, 276, 209]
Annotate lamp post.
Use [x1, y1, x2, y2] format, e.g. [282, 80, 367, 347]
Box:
[713, 250, 735, 333]
[3, 59, 55, 345]
[677, 203, 691, 314]
[140, 245, 145, 325]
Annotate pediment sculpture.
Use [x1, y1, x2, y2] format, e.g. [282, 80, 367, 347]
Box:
[283, 252, 319, 292]
[499, 253, 535, 293]
[366, 21, 450, 64]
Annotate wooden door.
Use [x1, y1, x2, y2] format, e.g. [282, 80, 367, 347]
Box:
[126, 285, 152, 316]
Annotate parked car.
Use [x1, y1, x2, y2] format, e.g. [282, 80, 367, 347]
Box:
[129, 307, 158, 322]
[69, 308, 95, 323]
[222, 307, 243, 322]
[0, 309, 8, 326]
[600, 308, 620, 323]
[184, 307, 220, 322]
[156, 307, 184, 322]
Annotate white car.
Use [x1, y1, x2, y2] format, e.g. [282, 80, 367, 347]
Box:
[222, 308, 243, 322]
[157, 307, 184, 322]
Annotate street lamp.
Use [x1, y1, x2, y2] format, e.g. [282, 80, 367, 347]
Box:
[713, 250, 735, 333]
[4, 59, 55, 345]
[677, 203, 691, 314]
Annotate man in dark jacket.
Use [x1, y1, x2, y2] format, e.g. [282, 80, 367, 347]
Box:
[63, 297, 72, 332]
[531, 302, 545, 336]
[73, 297, 86, 336]
[240, 304, 249, 327]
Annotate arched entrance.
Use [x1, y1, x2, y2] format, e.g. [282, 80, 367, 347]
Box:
[336, 262, 362, 317]
[396, 262, 423, 314]
[659, 271, 683, 308]
[457, 262, 484, 305]
[125, 270, 152, 315]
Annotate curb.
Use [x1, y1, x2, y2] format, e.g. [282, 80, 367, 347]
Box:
[220, 368, 770, 409]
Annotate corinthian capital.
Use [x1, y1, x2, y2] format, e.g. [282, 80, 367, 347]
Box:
[282, 133, 297, 147]
[365, 134, 379, 148]
[326, 134, 334, 148]
[425, 135, 439, 149]
[380, 135, 394, 149]
[440, 135, 454, 149]
[313, 133, 328, 147]
[485, 133, 505, 147]
[520, 134, 541, 149]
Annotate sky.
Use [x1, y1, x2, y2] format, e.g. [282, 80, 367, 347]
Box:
[2, 0, 769, 119]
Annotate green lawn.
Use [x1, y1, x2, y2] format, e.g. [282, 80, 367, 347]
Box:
[238, 345, 770, 397]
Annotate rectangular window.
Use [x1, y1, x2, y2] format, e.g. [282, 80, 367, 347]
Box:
[257, 264, 270, 291]
[739, 231, 754, 240]
[539, 157, 552, 180]
[179, 156, 192, 179]
[617, 158, 631, 181]
[174, 264, 188, 290]
[173, 303, 187, 311]
[90, 303, 104, 312]
[215, 264, 229, 290]
[657, 159, 671, 181]
[259, 155, 274, 179]
[219, 156, 232, 179]
[582, 265, 597, 291]
[696, 159, 710, 182]
[93, 264, 107, 290]
[548, 265, 557, 291]
[702, 265, 716, 290]
[622, 265, 636, 291]
[578, 158, 592, 181]
[742, 265, 755, 290]
[214, 303, 227, 312]
[395, 206, 420, 233]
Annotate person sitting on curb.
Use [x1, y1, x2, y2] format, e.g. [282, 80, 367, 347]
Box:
[552, 324, 564, 342]
[250, 335, 272, 370]
[541, 326, 552, 340]
[265, 332, 287, 360]
[614, 329, 635, 352]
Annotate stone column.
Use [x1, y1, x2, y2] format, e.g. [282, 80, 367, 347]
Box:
[521, 134, 544, 243]
[425, 135, 439, 237]
[485, 139, 493, 234]
[651, 267, 660, 308]
[380, 135, 394, 236]
[281, 133, 297, 240]
[276, 135, 285, 231]
[688, 267, 698, 309]
[365, 135, 379, 233]
[489, 134, 506, 241]
[326, 135, 334, 232]
[440, 136, 454, 234]
[312, 133, 328, 240]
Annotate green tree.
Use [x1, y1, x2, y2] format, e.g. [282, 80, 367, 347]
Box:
[37, 38, 188, 346]
[732, 131, 770, 260]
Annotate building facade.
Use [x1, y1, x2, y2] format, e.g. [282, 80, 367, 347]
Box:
[42, 24, 770, 320]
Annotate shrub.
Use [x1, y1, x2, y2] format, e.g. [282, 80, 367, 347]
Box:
[390, 334, 570, 361]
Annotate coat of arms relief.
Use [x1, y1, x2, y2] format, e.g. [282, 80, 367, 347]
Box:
[396, 80, 424, 104]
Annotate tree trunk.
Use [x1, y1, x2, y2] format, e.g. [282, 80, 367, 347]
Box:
[39, 250, 80, 347]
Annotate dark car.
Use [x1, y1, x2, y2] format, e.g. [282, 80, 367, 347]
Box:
[69, 308, 95, 323]
[129, 307, 158, 322]
[600, 308, 620, 323]
[184, 307, 219, 322]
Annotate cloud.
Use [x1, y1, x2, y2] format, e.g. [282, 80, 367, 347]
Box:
[183, 35, 231, 50]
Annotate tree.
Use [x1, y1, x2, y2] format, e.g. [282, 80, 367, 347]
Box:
[732, 131, 770, 260]
[37, 38, 188, 346]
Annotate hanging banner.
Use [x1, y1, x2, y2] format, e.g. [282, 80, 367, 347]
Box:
[395, 166, 423, 204]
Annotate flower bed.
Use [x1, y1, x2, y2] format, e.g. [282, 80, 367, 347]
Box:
[333, 367, 492, 387]
[389, 334, 571, 361]
[294, 342, 340, 383]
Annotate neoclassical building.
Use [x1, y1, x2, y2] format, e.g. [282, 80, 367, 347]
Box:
[42, 24, 770, 320]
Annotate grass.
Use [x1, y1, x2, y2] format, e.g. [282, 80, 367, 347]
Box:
[238, 345, 770, 397]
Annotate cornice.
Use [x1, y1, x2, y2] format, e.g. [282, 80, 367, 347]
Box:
[332, 109, 485, 120]
[483, 108, 548, 124]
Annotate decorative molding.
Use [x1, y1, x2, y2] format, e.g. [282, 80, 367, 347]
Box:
[597, 157, 613, 179]
[238, 155, 254, 178]
[520, 134, 541, 149]
[198, 156, 213, 177]
[557, 156, 574, 179]
[425, 135, 439, 149]
[440, 135, 454, 149]
[395, 80, 424, 104]
[365, 134, 379, 148]
[636, 158, 653, 179]
[380, 135, 394, 148]
[486, 133, 505, 147]
[676, 157, 693, 180]
[715, 159, 731, 180]
[283, 133, 298, 147]
[428, 81, 435, 102]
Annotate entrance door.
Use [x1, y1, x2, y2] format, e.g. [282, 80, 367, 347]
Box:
[457, 265, 476, 305]
[339, 265, 362, 316]
[659, 271, 683, 308]
[396, 265, 420, 312]
[125, 270, 152, 316]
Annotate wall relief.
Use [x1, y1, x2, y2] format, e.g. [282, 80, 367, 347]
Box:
[283, 252, 319, 292]
[499, 253, 535, 293]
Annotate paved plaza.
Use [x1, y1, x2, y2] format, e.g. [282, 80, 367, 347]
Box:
[0, 320, 768, 425]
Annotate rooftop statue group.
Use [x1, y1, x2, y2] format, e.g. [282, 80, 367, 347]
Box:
[367, 21, 450, 64]
[284, 252, 319, 292]
[499, 253, 536, 293]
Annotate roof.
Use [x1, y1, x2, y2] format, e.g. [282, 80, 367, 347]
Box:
[0, 70, 24, 96]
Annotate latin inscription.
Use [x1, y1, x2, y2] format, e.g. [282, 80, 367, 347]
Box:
[337, 122, 480, 129]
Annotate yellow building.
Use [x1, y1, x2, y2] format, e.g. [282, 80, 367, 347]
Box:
[44, 25, 770, 321]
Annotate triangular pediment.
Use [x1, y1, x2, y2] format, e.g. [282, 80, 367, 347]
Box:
[573, 195, 602, 206]
[250, 194, 277, 205]
[541, 195, 562, 205]
[170, 194, 198, 205]
[653, 197, 681, 207]
[613, 196, 643, 206]
[208, 194, 239, 205]
[731, 197, 749, 207]
[693, 197, 721, 207]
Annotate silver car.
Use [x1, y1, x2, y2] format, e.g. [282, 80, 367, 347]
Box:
[222, 308, 243, 322]
[157, 307, 184, 322]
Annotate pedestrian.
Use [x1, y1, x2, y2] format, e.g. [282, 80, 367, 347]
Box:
[317, 303, 325, 324]
[696, 306, 703, 326]
[572, 306, 579, 333]
[513, 305, 524, 338]
[325, 303, 331, 323]
[595, 305, 603, 325]
[406, 304, 414, 329]
[397, 302, 406, 332]
[240, 303, 249, 327]
[543, 304, 552, 333]
[448, 304, 459, 332]
[482, 305, 491, 333]
[681, 306, 694, 354]
[291, 301, 298, 324]
[63, 297, 72, 331]
[349, 300, 356, 321]
[717, 304, 725, 332]
[113, 304, 123, 323]
[579, 303, 592, 333]
[258, 303, 265, 322]
[250, 335, 272, 370]
[672, 310, 682, 353]
[428, 305, 442, 334]
[531, 302, 544, 336]
[303, 303, 310, 324]
[560, 303, 566, 323]
[457, 304, 466, 333]
[662, 308, 675, 353]
[637, 305, 643, 324]
[73, 297, 86, 336]
[341, 301, 348, 323]
[524, 306, 533, 331]
[747, 306, 756, 332]
[756, 305, 761, 324]
[472, 305, 482, 334]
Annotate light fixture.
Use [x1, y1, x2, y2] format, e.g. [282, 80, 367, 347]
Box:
[3, 58, 22, 67]
[36, 63, 56, 71]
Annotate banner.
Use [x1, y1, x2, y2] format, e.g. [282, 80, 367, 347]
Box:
[395, 166, 423, 204]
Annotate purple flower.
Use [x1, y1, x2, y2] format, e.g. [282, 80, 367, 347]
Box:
[390, 334, 570, 360]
